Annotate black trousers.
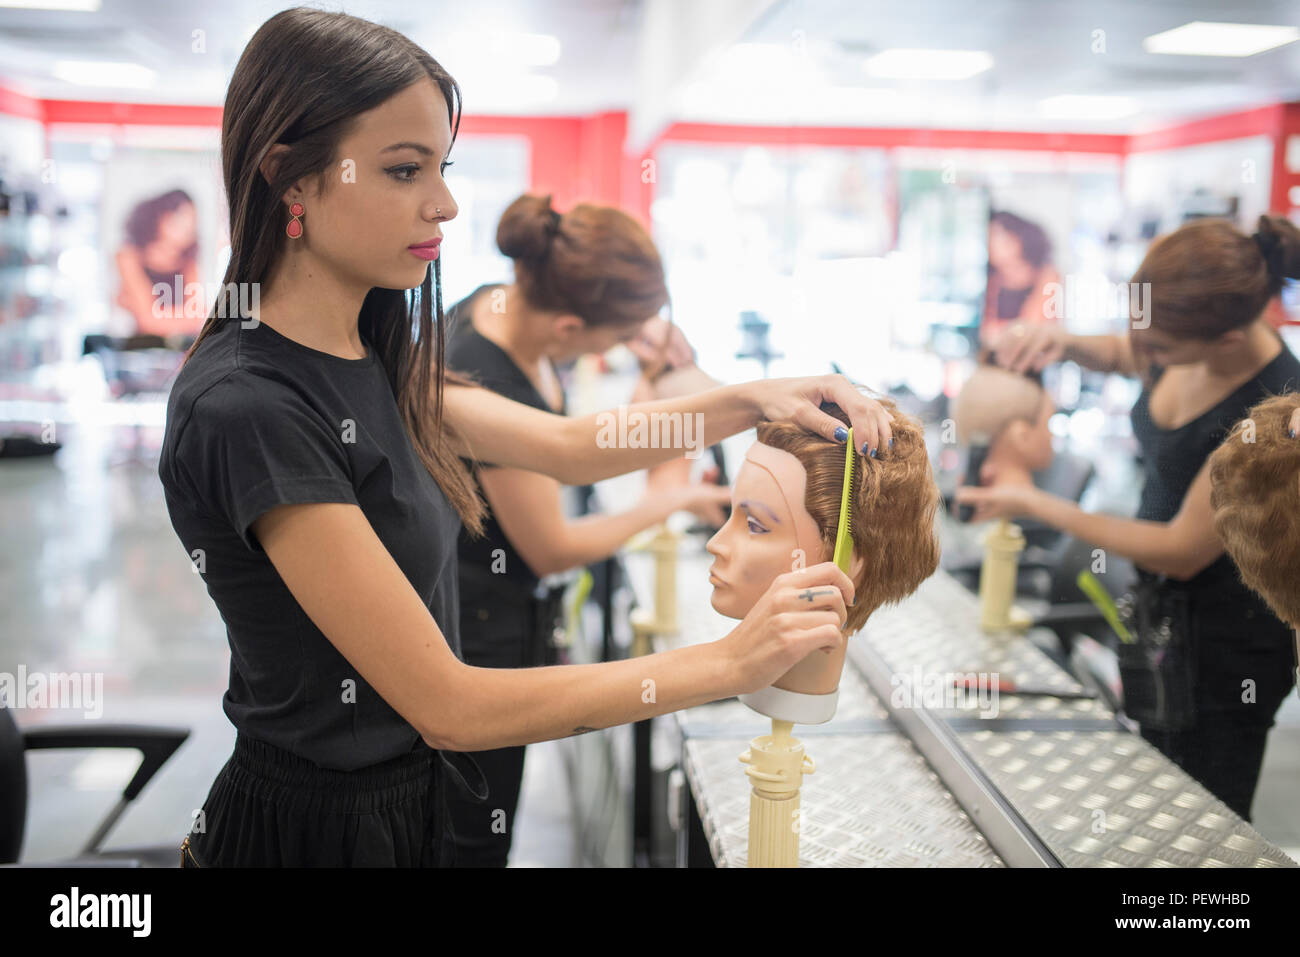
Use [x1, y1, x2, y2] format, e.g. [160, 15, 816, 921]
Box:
[448, 590, 534, 868]
[1135, 594, 1296, 823]
[179, 733, 455, 867]
[449, 568, 567, 868]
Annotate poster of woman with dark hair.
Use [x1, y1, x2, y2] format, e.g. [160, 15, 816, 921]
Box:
[114, 188, 202, 341]
[980, 209, 1062, 346]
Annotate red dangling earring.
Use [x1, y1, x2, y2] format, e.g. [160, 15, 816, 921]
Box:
[286, 202, 304, 239]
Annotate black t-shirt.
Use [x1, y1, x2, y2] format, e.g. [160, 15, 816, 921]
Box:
[157, 318, 465, 771]
[445, 284, 566, 592]
[1130, 342, 1300, 592]
[1129, 341, 1300, 710]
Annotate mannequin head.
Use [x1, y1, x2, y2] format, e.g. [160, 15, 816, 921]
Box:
[951, 365, 1054, 483]
[1209, 391, 1300, 629]
[706, 396, 941, 637]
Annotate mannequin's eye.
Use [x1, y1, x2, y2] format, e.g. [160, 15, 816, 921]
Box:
[746, 518, 768, 534]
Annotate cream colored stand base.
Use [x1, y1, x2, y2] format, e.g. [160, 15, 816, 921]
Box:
[979, 518, 1031, 633]
[739, 720, 815, 867]
[739, 685, 838, 724]
[628, 523, 680, 657]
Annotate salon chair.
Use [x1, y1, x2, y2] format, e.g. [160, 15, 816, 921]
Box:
[82, 334, 189, 399]
[0, 704, 189, 867]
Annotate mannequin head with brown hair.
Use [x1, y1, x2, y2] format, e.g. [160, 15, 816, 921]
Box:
[493, 193, 669, 362]
[706, 395, 941, 702]
[1209, 391, 1300, 630]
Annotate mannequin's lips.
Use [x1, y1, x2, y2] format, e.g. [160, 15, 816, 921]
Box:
[708, 570, 727, 587]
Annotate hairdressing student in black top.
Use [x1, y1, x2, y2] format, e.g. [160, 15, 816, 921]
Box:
[159, 7, 891, 867]
[444, 194, 729, 866]
[958, 214, 1300, 820]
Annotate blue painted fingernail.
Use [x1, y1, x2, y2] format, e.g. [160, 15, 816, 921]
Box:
[860, 440, 870, 455]
[833, 426, 848, 443]
[888, 438, 895, 450]
[868, 447, 878, 459]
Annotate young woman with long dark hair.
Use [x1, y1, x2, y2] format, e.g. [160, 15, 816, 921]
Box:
[160, 7, 892, 867]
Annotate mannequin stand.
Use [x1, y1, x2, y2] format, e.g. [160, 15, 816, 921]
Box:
[738, 719, 815, 867]
[978, 518, 1031, 632]
[628, 523, 680, 657]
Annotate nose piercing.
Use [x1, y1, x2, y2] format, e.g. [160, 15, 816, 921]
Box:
[436, 207, 441, 215]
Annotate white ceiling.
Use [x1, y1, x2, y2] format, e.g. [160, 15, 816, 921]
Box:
[0, 0, 647, 112]
[0, 0, 1298, 134]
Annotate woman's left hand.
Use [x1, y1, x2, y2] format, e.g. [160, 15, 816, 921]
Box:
[751, 374, 895, 456]
[628, 317, 695, 378]
[953, 482, 1043, 523]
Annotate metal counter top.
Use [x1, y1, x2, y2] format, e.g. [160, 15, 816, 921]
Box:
[628, 534, 1296, 868]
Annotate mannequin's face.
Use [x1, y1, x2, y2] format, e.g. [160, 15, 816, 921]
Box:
[705, 442, 826, 619]
[1002, 393, 1055, 472]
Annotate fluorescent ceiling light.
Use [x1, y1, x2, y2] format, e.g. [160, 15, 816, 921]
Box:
[1038, 94, 1137, 120]
[1143, 21, 1300, 56]
[447, 31, 561, 67]
[864, 49, 993, 80]
[0, 0, 100, 9]
[53, 60, 156, 88]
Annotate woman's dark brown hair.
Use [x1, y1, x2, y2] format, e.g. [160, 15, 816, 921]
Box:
[1132, 214, 1300, 343]
[496, 193, 669, 330]
[756, 396, 941, 633]
[183, 7, 485, 535]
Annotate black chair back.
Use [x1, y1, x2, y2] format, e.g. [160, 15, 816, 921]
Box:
[0, 706, 28, 864]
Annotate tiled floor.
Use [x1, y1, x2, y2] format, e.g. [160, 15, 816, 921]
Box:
[3, 401, 1298, 866]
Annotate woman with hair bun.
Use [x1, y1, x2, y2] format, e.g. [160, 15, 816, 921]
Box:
[960, 213, 1300, 820]
[444, 193, 730, 866]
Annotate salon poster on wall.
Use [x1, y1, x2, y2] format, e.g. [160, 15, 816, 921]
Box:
[99, 146, 226, 339]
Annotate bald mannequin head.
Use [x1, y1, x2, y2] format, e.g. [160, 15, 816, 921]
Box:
[952, 366, 1054, 482]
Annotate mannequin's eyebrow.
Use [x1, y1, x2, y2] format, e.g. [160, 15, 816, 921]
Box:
[738, 500, 781, 524]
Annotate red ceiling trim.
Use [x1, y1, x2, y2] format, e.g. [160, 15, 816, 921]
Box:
[1125, 104, 1286, 153]
[40, 99, 224, 127]
[655, 122, 1128, 154]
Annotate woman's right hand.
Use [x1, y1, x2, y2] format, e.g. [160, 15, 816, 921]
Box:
[721, 563, 854, 695]
[990, 321, 1068, 374]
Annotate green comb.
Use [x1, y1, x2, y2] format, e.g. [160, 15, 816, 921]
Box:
[831, 426, 855, 574]
[1075, 570, 1134, 644]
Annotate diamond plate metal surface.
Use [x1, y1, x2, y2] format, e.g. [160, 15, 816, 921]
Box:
[957, 730, 1296, 867]
[864, 571, 1112, 719]
[684, 736, 1004, 868]
[628, 538, 1294, 868]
